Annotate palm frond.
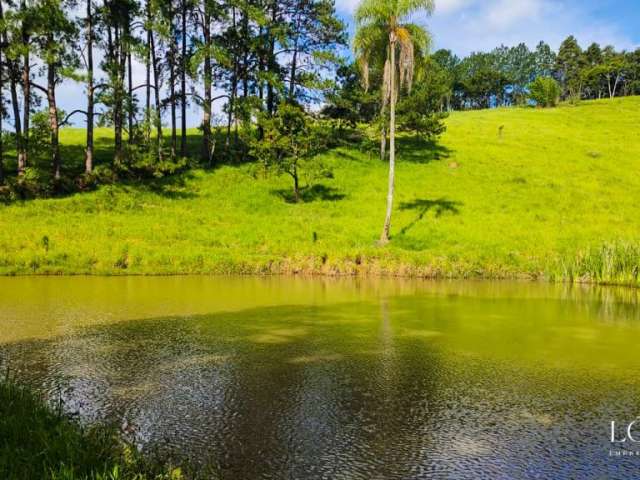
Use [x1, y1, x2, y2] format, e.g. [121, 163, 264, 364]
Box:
[397, 0, 435, 18]
[397, 27, 415, 92]
[402, 23, 431, 56]
[353, 22, 388, 91]
[382, 58, 392, 108]
[354, 0, 394, 25]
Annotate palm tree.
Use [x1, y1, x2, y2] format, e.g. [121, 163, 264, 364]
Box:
[354, 0, 434, 244]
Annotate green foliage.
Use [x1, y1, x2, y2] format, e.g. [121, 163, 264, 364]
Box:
[528, 77, 561, 108]
[0, 376, 189, 480]
[397, 61, 448, 139]
[555, 35, 585, 100]
[252, 102, 331, 202]
[321, 63, 379, 126]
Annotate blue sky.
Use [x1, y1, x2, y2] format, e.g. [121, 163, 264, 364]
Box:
[336, 0, 640, 55]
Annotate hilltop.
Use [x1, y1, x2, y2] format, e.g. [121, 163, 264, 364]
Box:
[2, 97, 640, 284]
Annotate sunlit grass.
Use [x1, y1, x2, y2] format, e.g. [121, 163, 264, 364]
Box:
[1, 97, 639, 284]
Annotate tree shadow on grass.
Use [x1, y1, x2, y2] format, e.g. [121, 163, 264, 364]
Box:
[141, 171, 199, 200]
[272, 184, 346, 204]
[396, 137, 453, 164]
[397, 198, 462, 237]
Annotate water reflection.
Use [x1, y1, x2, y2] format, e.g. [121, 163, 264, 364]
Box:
[1, 277, 640, 478]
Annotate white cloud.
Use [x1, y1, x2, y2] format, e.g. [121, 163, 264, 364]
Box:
[427, 0, 636, 54]
[485, 0, 544, 30]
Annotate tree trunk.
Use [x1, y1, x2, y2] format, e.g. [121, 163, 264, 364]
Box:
[85, 0, 94, 173]
[180, 0, 187, 157]
[266, 0, 277, 116]
[226, 7, 238, 150]
[293, 164, 300, 203]
[127, 49, 133, 144]
[169, 11, 177, 160]
[380, 34, 396, 245]
[613, 74, 621, 99]
[145, 0, 151, 144]
[201, 3, 212, 164]
[0, 57, 3, 183]
[0, 8, 4, 183]
[47, 58, 61, 179]
[112, 26, 124, 162]
[10, 74, 22, 169]
[150, 29, 163, 161]
[380, 122, 386, 161]
[288, 39, 298, 101]
[19, 0, 30, 175]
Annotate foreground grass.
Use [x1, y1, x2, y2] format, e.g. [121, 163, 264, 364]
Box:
[1, 97, 640, 283]
[0, 378, 185, 480]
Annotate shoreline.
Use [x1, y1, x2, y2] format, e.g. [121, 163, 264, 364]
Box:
[0, 264, 637, 289]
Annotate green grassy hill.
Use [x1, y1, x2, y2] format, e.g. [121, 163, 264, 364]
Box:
[2, 97, 640, 283]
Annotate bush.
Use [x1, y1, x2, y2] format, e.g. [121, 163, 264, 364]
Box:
[528, 77, 561, 108]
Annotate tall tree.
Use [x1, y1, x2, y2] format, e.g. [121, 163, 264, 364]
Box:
[555, 35, 585, 100]
[354, 0, 433, 244]
[179, 0, 190, 156]
[31, 0, 78, 179]
[85, 0, 96, 172]
[0, 0, 5, 182]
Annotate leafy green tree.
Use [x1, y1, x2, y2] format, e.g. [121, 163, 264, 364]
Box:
[431, 49, 459, 110]
[457, 52, 509, 109]
[601, 46, 630, 99]
[354, 0, 434, 244]
[321, 62, 378, 126]
[555, 35, 585, 100]
[30, 0, 79, 180]
[528, 76, 560, 107]
[252, 102, 329, 202]
[533, 41, 556, 78]
[397, 57, 447, 140]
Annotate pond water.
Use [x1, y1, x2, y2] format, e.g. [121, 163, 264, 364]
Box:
[2, 277, 640, 479]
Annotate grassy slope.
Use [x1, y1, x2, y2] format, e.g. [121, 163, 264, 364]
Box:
[1, 97, 639, 281]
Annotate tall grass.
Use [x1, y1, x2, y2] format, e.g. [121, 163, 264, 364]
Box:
[0, 375, 189, 480]
[557, 243, 640, 286]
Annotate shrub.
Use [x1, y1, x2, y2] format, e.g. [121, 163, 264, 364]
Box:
[528, 77, 561, 108]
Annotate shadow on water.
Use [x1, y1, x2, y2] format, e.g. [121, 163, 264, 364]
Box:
[2, 286, 640, 479]
[271, 184, 346, 204]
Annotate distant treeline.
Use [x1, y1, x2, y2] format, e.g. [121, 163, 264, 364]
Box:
[324, 36, 640, 121]
[430, 37, 640, 110]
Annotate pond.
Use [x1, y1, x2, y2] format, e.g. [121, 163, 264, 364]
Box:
[1, 277, 640, 479]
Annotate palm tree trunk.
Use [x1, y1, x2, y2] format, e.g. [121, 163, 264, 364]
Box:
[380, 35, 396, 244]
[380, 122, 386, 160]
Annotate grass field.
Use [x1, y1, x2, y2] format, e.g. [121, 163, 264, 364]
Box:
[1, 97, 640, 283]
